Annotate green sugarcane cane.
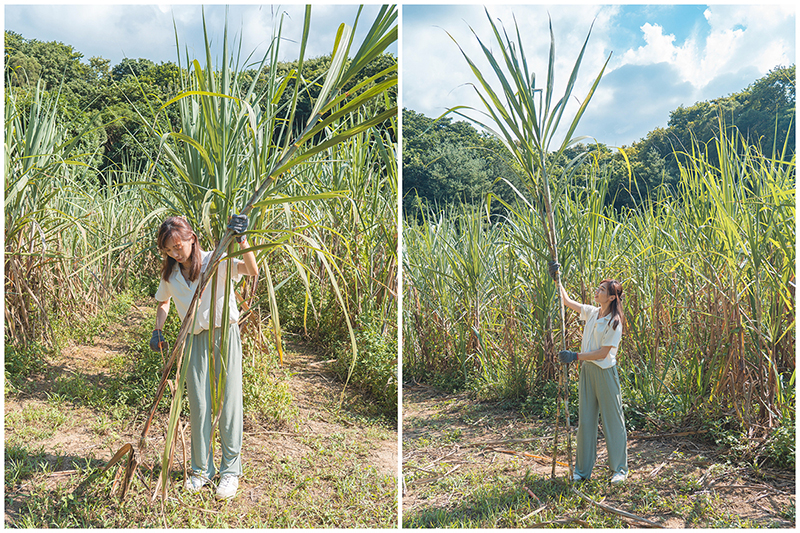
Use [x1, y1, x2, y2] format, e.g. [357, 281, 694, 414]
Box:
[447, 9, 606, 484]
[540, 164, 572, 484]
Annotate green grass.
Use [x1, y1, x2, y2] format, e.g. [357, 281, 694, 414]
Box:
[8, 417, 396, 529]
[241, 334, 297, 428]
[5, 444, 51, 488]
[5, 403, 68, 443]
[5, 453, 391, 528]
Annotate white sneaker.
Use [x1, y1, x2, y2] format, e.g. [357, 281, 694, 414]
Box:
[216, 474, 239, 500]
[185, 474, 209, 493]
[572, 472, 585, 482]
[610, 472, 627, 484]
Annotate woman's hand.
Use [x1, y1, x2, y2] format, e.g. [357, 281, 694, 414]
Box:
[227, 214, 249, 243]
[150, 330, 169, 352]
[558, 350, 578, 364]
[548, 260, 560, 281]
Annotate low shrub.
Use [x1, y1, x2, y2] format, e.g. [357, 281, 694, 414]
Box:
[761, 418, 795, 469]
[4, 341, 50, 394]
[520, 378, 579, 421]
[332, 311, 397, 420]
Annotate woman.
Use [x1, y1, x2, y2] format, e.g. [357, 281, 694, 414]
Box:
[149, 215, 258, 499]
[556, 272, 627, 484]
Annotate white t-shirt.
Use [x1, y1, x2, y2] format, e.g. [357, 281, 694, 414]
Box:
[155, 250, 244, 335]
[579, 304, 623, 369]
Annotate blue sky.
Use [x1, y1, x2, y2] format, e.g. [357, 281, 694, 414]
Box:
[3, 4, 396, 68]
[402, 4, 796, 147]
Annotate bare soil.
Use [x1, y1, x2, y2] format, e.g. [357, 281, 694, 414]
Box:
[402, 383, 795, 528]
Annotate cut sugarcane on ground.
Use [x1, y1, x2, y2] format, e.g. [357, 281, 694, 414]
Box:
[4, 298, 397, 528]
[402, 384, 794, 529]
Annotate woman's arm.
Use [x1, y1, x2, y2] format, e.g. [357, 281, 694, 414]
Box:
[577, 345, 613, 361]
[559, 281, 582, 313]
[237, 237, 259, 277]
[155, 299, 170, 330]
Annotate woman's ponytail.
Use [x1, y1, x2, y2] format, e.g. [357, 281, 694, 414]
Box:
[602, 279, 624, 330]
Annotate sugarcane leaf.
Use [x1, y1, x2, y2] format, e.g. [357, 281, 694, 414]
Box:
[252, 191, 350, 208]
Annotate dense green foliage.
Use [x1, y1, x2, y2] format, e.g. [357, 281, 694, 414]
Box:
[403, 65, 795, 213]
[402, 109, 523, 220]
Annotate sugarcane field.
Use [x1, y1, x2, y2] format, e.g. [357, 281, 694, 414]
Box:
[401, 7, 795, 530]
[5, 6, 398, 528]
[4, 3, 797, 530]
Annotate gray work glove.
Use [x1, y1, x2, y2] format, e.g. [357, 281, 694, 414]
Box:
[150, 330, 168, 352]
[548, 260, 561, 281]
[558, 350, 578, 364]
[227, 214, 249, 243]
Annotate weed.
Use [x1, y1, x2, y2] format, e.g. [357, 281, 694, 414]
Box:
[5, 444, 49, 487]
[5, 403, 68, 442]
[242, 343, 296, 428]
[762, 417, 796, 469]
[442, 428, 463, 443]
[779, 501, 796, 522]
[45, 392, 68, 407]
[90, 416, 115, 437]
[4, 341, 50, 393]
[520, 378, 579, 421]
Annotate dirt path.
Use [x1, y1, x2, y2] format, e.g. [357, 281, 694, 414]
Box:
[262, 341, 397, 477]
[4, 305, 398, 528]
[402, 384, 794, 528]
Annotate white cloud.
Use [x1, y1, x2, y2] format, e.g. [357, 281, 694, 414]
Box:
[705, 5, 794, 73]
[621, 23, 678, 65]
[5, 4, 387, 66]
[616, 5, 794, 92]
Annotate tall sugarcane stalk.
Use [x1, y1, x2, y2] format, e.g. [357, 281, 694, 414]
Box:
[450, 8, 608, 482]
[541, 169, 571, 482]
[139, 105, 338, 448]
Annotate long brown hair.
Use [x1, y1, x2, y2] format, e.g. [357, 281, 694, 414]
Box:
[157, 217, 201, 282]
[602, 279, 624, 331]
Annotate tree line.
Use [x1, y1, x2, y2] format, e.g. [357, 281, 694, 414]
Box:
[403, 64, 795, 218]
[4, 30, 396, 180]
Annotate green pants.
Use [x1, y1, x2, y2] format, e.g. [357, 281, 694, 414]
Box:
[186, 323, 243, 479]
[575, 362, 627, 479]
